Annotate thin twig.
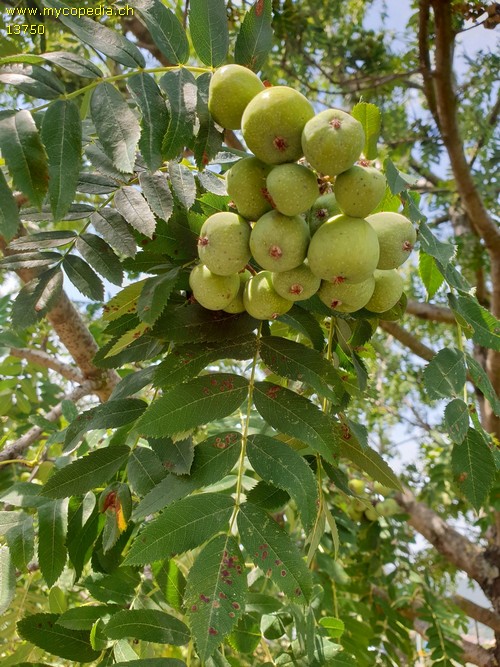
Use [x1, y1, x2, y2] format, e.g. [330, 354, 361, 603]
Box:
[10, 347, 84, 383]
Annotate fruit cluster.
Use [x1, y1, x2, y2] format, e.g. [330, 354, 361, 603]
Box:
[189, 65, 416, 320]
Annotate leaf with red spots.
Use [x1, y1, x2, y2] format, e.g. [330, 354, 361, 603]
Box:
[135, 374, 248, 438]
[451, 428, 495, 510]
[238, 503, 312, 601]
[185, 534, 246, 660]
[253, 381, 338, 464]
[247, 434, 318, 533]
[235, 0, 273, 72]
[123, 494, 234, 565]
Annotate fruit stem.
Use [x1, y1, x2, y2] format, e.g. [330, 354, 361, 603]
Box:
[230, 323, 262, 530]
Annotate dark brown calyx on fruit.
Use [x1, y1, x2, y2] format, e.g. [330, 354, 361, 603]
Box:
[316, 208, 328, 220]
[402, 240, 414, 252]
[198, 236, 209, 246]
[329, 118, 342, 129]
[273, 136, 288, 151]
[269, 245, 283, 259]
[261, 188, 276, 207]
[332, 275, 346, 285]
[290, 283, 304, 295]
[331, 299, 342, 308]
[358, 159, 370, 167]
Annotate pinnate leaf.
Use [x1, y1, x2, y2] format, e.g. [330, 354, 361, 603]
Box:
[133, 432, 241, 518]
[133, 0, 189, 64]
[137, 269, 180, 325]
[160, 69, 197, 160]
[91, 83, 141, 174]
[64, 399, 147, 453]
[465, 353, 500, 417]
[63, 255, 104, 301]
[168, 161, 197, 209]
[139, 171, 174, 222]
[124, 493, 234, 565]
[452, 428, 495, 510]
[338, 436, 402, 490]
[418, 251, 444, 300]
[260, 336, 344, 404]
[37, 500, 67, 587]
[247, 434, 317, 533]
[423, 348, 466, 400]
[0, 546, 15, 616]
[17, 613, 100, 662]
[105, 609, 189, 645]
[238, 503, 312, 600]
[76, 233, 123, 286]
[253, 382, 337, 464]
[114, 186, 157, 238]
[0, 170, 20, 242]
[189, 0, 229, 66]
[351, 102, 381, 160]
[128, 73, 169, 173]
[43, 0, 145, 68]
[41, 100, 81, 220]
[136, 374, 248, 438]
[90, 208, 137, 258]
[235, 0, 273, 72]
[43, 446, 130, 499]
[0, 110, 48, 208]
[185, 535, 246, 660]
[444, 399, 469, 445]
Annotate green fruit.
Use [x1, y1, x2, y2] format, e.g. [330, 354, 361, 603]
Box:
[375, 498, 400, 517]
[334, 165, 386, 218]
[365, 269, 403, 313]
[308, 214, 380, 283]
[198, 212, 251, 275]
[208, 64, 264, 130]
[302, 109, 364, 176]
[265, 163, 319, 216]
[373, 481, 392, 497]
[243, 271, 293, 320]
[271, 262, 321, 301]
[346, 506, 363, 522]
[224, 270, 252, 314]
[348, 478, 367, 495]
[241, 86, 314, 164]
[226, 157, 274, 220]
[318, 275, 375, 313]
[366, 212, 417, 269]
[250, 210, 310, 272]
[307, 193, 340, 235]
[189, 264, 239, 311]
[364, 506, 379, 522]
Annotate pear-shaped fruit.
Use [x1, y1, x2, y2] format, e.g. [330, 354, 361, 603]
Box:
[241, 86, 314, 164]
[308, 214, 380, 283]
[226, 157, 273, 221]
[366, 212, 417, 269]
[265, 163, 319, 216]
[334, 164, 386, 218]
[374, 481, 392, 497]
[307, 193, 340, 235]
[208, 64, 264, 130]
[243, 271, 293, 320]
[189, 264, 239, 311]
[318, 275, 375, 313]
[302, 109, 364, 176]
[250, 210, 310, 272]
[365, 269, 403, 313]
[364, 506, 379, 522]
[375, 498, 400, 517]
[271, 262, 321, 301]
[348, 478, 367, 495]
[224, 270, 252, 314]
[198, 212, 251, 275]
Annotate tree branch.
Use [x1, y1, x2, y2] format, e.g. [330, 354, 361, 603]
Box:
[0, 381, 96, 463]
[405, 300, 456, 324]
[396, 488, 499, 589]
[9, 347, 84, 384]
[430, 0, 500, 253]
[451, 595, 500, 633]
[379, 321, 436, 362]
